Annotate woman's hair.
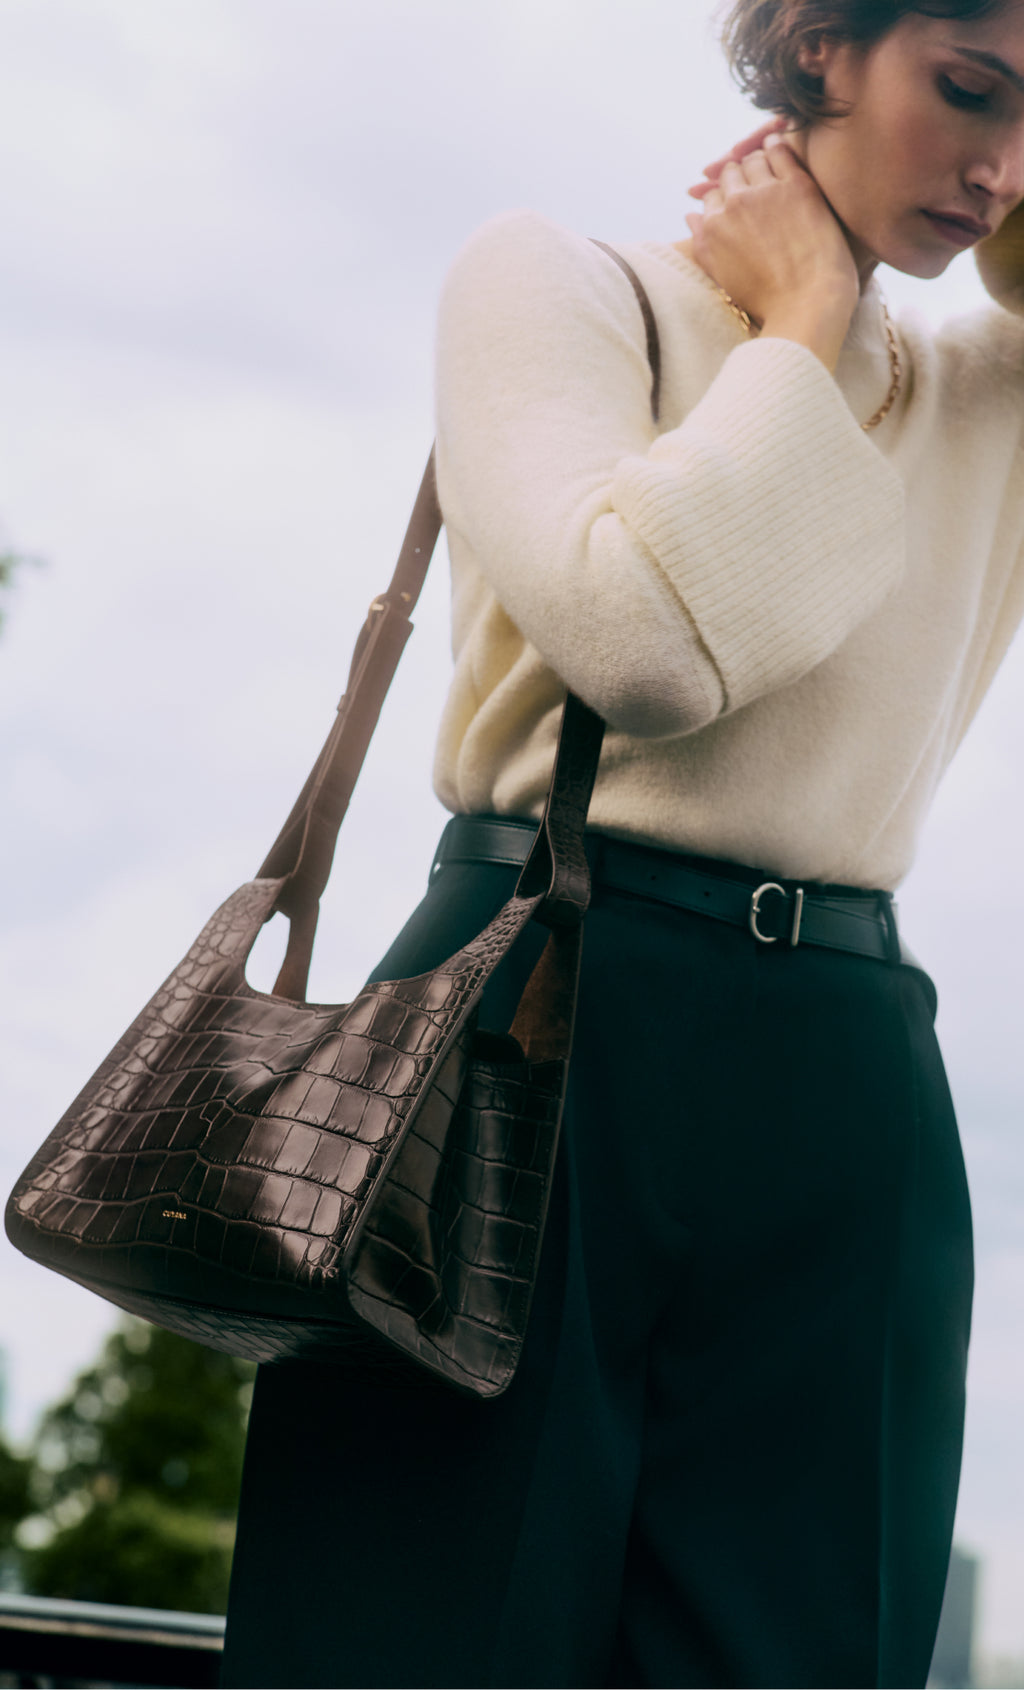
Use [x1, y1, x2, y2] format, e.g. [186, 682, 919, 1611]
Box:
[719, 0, 1006, 123]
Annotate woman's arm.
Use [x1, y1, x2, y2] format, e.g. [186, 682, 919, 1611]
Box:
[435, 210, 905, 739]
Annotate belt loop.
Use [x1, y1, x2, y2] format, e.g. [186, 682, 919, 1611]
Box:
[879, 892, 901, 965]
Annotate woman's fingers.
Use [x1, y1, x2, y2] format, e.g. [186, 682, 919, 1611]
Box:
[721, 150, 775, 186]
[695, 117, 789, 183]
[687, 128, 794, 198]
[705, 120, 787, 173]
[762, 132, 808, 174]
[688, 145, 777, 200]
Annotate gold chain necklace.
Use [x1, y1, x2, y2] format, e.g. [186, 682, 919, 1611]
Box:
[711, 283, 902, 434]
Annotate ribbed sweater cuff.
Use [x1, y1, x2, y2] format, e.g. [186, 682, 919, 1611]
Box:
[612, 337, 906, 711]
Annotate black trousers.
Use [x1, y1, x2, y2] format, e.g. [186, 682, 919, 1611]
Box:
[221, 832, 973, 1690]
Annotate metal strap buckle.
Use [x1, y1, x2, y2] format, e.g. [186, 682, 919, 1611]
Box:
[749, 882, 805, 947]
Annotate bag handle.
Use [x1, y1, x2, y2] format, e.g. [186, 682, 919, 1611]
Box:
[262, 241, 662, 998]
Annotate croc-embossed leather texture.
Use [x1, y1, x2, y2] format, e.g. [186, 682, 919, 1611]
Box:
[5, 244, 659, 1398]
[7, 872, 573, 1396]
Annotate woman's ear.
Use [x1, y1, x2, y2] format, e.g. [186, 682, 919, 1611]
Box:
[795, 28, 842, 79]
[975, 198, 1024, 314]
[796, 35, 827, 77]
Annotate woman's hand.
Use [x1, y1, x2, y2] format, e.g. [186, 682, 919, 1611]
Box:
[683, 125, 860, 364]
[975, 195, 1024, 315]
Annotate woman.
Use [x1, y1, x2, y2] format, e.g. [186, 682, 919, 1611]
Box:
[222, 3, 1024, 1685]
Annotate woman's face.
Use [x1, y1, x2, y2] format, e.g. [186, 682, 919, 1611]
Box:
[786, 3, 1024, 279]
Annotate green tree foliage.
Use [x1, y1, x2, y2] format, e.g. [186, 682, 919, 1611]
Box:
[0, 1435, 31, 1589]
[0, 547, 41, 636]
[0, 1438, 31, 1552]
[21, 1321, 254, 1614]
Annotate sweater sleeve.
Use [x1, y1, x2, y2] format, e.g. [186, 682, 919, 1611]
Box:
[434, 209, 906, 738]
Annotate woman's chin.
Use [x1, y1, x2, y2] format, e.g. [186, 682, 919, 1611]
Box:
[902, 258, 956, 280]
[874, 242, 956, 281]
[846, 213, 967, 281]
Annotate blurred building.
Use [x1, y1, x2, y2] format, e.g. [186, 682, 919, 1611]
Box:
[929, 1544, 979, 1690]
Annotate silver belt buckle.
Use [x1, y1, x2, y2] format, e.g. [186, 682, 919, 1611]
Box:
[750, 883, 805, 947]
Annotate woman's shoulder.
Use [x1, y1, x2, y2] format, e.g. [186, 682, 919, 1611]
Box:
[439, 210, 718, 332]
[898, 279, 1022, 366]
[911, 298, 1024, 428]
[441, 209, 606, 304]
[433, 214, 739, 440]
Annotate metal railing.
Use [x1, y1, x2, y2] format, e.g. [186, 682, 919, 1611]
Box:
[0, 1591, 223, 1688]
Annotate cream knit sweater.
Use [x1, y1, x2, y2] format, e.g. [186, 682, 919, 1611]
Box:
[432, 210, 1024, 890]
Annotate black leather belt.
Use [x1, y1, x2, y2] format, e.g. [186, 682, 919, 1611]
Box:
[432, 814, 915, 968]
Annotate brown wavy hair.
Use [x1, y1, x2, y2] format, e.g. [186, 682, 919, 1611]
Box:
[718, 0, 1007, 123]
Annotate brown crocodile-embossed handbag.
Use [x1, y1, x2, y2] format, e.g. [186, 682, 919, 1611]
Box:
[5, 243, 660, 1400]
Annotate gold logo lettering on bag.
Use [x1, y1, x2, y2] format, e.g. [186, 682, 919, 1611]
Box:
[162, 1209, 187, 1221]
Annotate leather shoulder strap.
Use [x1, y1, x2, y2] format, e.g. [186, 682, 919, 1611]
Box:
[589, 239, 662, 423]
[263, 241, 662, 995]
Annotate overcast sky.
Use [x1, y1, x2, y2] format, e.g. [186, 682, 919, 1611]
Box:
[0, 0, 1021, 1660]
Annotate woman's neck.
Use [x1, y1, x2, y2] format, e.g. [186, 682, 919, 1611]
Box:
[782, 129, 879, 292]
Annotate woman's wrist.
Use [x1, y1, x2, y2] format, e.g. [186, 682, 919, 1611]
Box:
[759, 287, 857, 373]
